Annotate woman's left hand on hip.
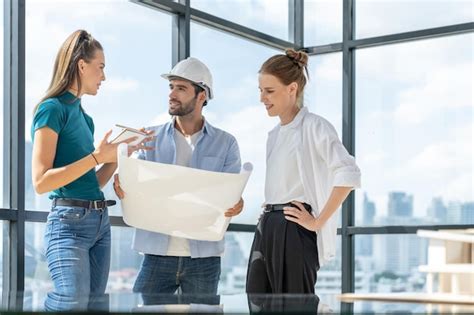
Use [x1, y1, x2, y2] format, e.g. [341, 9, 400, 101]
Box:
[283, 200, 323, 231]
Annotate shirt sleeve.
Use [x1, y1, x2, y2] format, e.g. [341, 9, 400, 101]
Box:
[83, 112, 95, 136]
[223, 136, 241, 174]
[311, 117, 361, 188]
[32, 100, 65, 135]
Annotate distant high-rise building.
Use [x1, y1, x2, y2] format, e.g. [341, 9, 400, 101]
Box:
[356, 193, 376, 256]
[220, 233, 248, 293]
[222, 233, 246, 272]
[374, 192, 425, 275]
[461, 202, 474, 224]
[374, 216, 427, 275]
[363, 193, 376, 225]
[388, 192, 413, 217]
[427, 197, 447, 223]
[446, 201, 462, 224]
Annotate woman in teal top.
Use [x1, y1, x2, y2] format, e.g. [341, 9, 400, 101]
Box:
[31, 30, 145, 311]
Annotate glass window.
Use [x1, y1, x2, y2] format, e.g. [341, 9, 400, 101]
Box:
[305, 53, 343, 227]
[191, 0, 289, 41]
[356, 0, 474, 39]
[219, 232, 253, 293]
[24, 0, 172, 213]
[315, 236, 341, 295]
[25, 222, 53, 294]
[304, 0, 342, 46]
[108, 226, 142, 309]
[355, 234, 429, 295]
[191, 22, 280, 225]
[353, 234, 474, 313]
[306, 54, 342, 139]
[355, 34, 474, 226]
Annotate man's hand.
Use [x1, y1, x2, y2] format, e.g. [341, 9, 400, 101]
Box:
[113, 174, 125, 199]
[224, 198, 244, 217]
[127, 129, 155, 157]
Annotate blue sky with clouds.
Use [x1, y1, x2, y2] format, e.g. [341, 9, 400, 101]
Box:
[1, 0, 473, 225]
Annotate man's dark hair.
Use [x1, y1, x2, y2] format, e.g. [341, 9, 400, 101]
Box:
[193, 84, 208, 107]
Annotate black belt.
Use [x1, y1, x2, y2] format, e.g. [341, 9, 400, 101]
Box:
[52, 198, 116, 210]
[264, 202, 312, 213]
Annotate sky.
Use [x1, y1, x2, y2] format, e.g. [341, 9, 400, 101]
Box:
[0, 0, 473, 225]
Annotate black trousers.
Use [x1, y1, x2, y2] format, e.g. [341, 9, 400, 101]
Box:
[246, 204, 320, 294]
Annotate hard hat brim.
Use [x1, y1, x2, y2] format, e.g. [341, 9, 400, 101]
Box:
[161, 73, 213, 100]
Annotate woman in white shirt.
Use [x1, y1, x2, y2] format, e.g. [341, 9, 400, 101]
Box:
[246, 49, 361, 294]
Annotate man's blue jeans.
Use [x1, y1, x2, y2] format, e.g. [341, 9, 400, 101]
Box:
[43, 205, 111, 311]
[133, 254, 221, 300]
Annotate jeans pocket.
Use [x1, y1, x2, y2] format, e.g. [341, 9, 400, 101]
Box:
[55, 206, 89, 224]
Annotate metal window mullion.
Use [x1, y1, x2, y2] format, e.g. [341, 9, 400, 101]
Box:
[2, 0, 26, 308]
[305, 23, 474, 55]
[136, 0, 295, 51]
[23, 209, 471, 235]
[172, 0, 190, 66]
[133, 0, 186, 15]
[190, 8, 295, 51]
[289, 0, 304, 49]
[20, 208, 473, 235]
[341, 0, 355, 299]
[305, 43, 343, 55]
[350, 22, 474, 49]
[1, 0, 11, 303]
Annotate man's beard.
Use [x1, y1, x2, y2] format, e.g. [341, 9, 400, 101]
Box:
[168, 96, 197, 116]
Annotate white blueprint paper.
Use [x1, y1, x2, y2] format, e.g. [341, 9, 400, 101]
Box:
[117, 145, 252, 241]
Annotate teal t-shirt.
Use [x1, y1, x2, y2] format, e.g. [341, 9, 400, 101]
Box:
[31, 91, 104, 201]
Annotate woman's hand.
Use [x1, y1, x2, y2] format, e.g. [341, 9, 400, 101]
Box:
[283, 200, 324, 231]
[224, 198, 244, 217]
[93, 130, 137, 164]
[127, 129, 155, 157]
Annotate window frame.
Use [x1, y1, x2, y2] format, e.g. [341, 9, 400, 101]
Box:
[2, 1, 473, 307]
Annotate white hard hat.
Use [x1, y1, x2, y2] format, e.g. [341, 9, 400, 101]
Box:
[161, 57, 214, 100]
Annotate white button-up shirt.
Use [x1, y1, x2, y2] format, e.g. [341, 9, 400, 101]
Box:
[266, 107, 361, 266]
[265, 114, 306, 204]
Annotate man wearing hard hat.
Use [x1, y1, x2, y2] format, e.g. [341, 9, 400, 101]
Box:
[113, 57, 243, 299]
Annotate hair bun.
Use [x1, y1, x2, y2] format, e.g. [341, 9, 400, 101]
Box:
[285, 49, 308, 68]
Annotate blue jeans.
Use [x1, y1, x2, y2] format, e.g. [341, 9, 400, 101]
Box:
[43, 205, 111, 311]
[133, 255, 221, 300]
